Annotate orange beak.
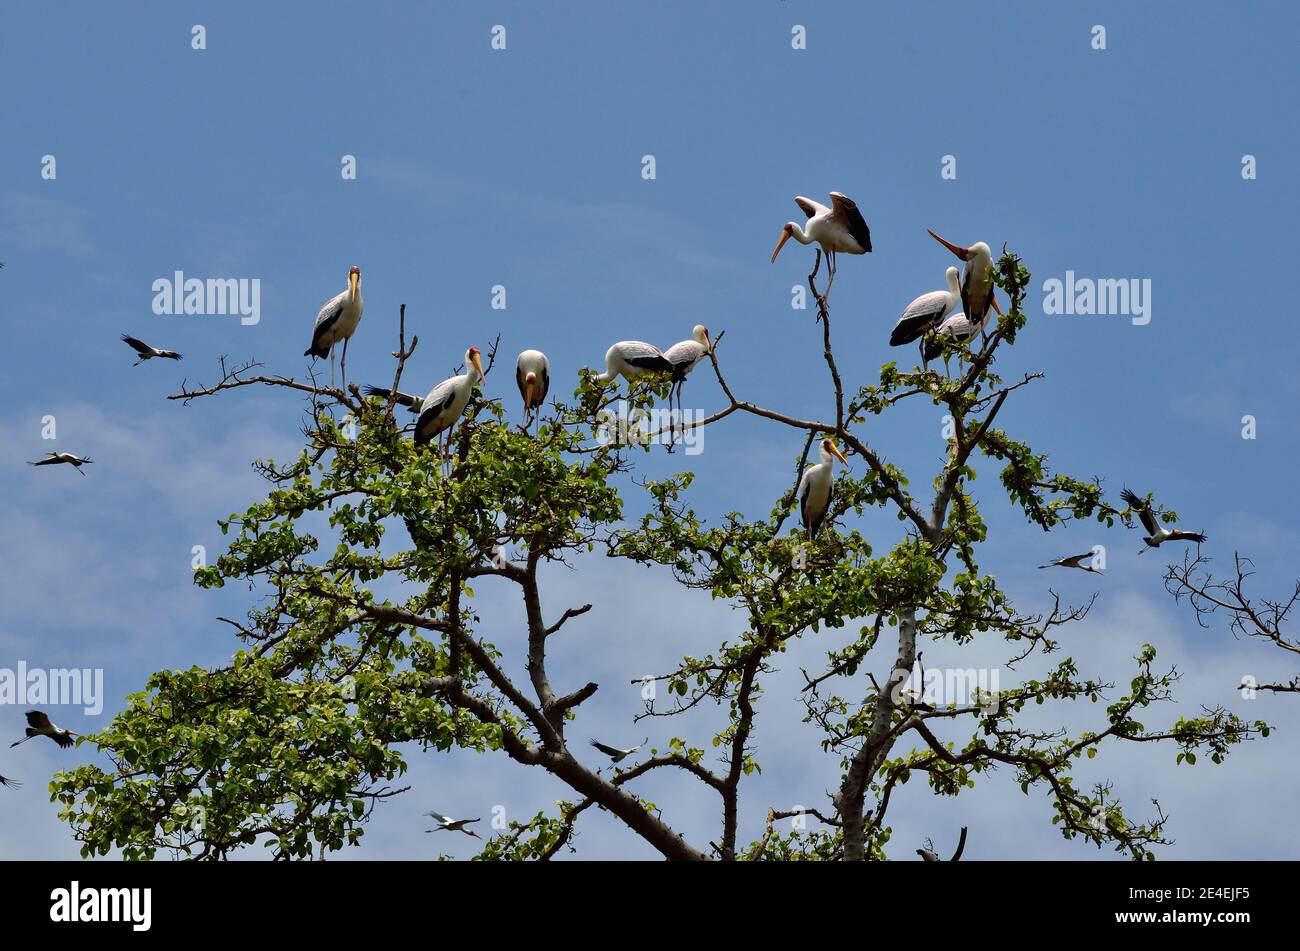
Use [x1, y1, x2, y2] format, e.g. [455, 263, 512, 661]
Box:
[471, 350, 486, 384]
[829, 441, 848, 465]
[928, 229, 970, 261]
[523, 376, 535, 409]
[349, 271, 360, 295]
[771, 226, 792, 263]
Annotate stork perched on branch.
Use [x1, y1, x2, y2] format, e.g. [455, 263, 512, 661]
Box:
[662, 325, 711, 445]
[798, 438, 848, 539]
[927, 230, 1002, 331]
[771, 192, 871, 293]
[594, 342, 672, 386]
[305, 266, 364, 388]
[414, 347, 486, 456]
[515, 349, 550, 431]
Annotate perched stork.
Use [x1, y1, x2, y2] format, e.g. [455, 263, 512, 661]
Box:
[891, 266, 962, 365]
[594, 341, 672, 386]
[927, 231, 1002, 332]
[10, 710, 77, 749]
[920, 309, 993, 370]
[1121, 488, 1206, 550]
[28, 452, 93, 475]
[120, 334, 182, 365]
[361, 385, 423, 414]
[662, 325, 711, 443]
[771, 192, 871, 290]
[414, 347, 486, 455]
[590, 738, 647, 764]
[304, 265, 364, 387]
[515, 349, 550, 431]
[798, 438, 849, 539]
[1039, 552, 1103, 574]
[423, 811, 481, 838]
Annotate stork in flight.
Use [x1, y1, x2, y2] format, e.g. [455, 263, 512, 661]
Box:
[590, 738, 647, 765]
[927, 231, 1002, 336]
[594, 341, 672, 386]
[891, 267, 961, 363]
[11, 710, 77, 749]
[1121, 488, 1206, 550]
[798, 438, 848, 539]
[304, 266, 364, 388]
[771, 192, 872, 292]
[414, 347, 486, 456]
[121, 335, 182, 365]
[515, 349, 550, 431]
[662, 325, 711, 445]
[424, 811, 481, 838]
[1039, 552, 1103, 574]
[28, 452, 93, 475]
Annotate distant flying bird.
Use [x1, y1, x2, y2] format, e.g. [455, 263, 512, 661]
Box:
[304, 265, 364, 387]
[662, 325, 711, 442]
[121, 334, 182, 365]
[414, 347, 486, 454]
[11, 710, 77, 749]
[771, 192, 872, 290]
[361, 385, 423, 414]
[423, 811, 481, 838]
[28, 452, 93, 475]
[515, 349, 550, 430]
[798, 438, 848, 539]
[1039, 552, 1103, 574]
[1121, 488, 1206, 549]
[594, 341, 672, 386]
[590, 738, 647, 764]
[920, 310, 993, 370]
[891, 266, 962, 361]
[927, 230, 1002, 330]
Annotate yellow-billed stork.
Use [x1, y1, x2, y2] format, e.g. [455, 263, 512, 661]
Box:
[891, 266, 962, 362]
[515, 349, 550, 430]
[927, 231, 1002, 330]
[594, 341, 672, 386]
[11, 710, 77, 749]
[663, 325, 711, 441]
[590, 737, 648, 764]
[28, 452, 93, 475]
[798, 438, 849, 539]
[305, 265, 364, 387]
[424, 811, 481, 838]
[921, 309, 994, 371]
[414, 347, 486, 455]
[1121, 489, 1206, 550]
[1039, 553, 1103, 574]
[121, 335, 182, 365]
[771, 192, 872, 290]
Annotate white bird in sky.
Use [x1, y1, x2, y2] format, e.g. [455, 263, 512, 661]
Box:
[798, 438, 849, 539]
[594, 341, 672, 386]
[10, 710, 78, 749]
[771, 192, 872, 290]
[662, 325, 711, 443]
[28, 452, 93, 475]
[515, 349, 550, 430]
[927, 231, 1002, 331]
[120, 334, 182, 365]
[304, 265, 364, 387]
[414, 347, 486, 455]
[891, 266, 962, 360]
[423, 811, 481, 838]
[1039, 552, 1103, 574]
[590, 738, 648, 764]
[1121, 488, 1206, 549]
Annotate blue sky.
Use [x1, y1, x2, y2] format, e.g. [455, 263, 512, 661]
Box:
[1, 1, 1297, 859]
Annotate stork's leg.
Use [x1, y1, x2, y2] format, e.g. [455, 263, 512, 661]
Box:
[329, 349, 336, 389]
[340, 337, 349, 392]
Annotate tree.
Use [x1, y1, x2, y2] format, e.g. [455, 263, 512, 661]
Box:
[51, 253, 1266, 861]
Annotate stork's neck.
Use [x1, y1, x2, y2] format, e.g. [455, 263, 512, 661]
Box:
[789, 223, 815, 245]
[819, 446, 836, 467]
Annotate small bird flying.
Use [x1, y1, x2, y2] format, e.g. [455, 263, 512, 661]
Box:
[28, 452, 93, 475]
[11, 710, 77, 749]
[771, 192, 871, 290]
[798, 438, 849, 539]
[1121, 488, 1206, 549]
[515, 349, 550, 430]
[414, 347, 487, 455]
[423, 811, 481, 838]
[304, 265, 364, 387]
[120, 335, 182, 365]
[590, 738, 647, 764]
[1039, 552, 1103, 574]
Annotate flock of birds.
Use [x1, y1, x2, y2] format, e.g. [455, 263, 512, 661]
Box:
[9, 192, 1209, 849]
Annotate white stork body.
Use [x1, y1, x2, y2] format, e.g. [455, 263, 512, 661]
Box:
[771, 192, 872, 289]
[11, 710, 77, 749]
[121, 335, 182, 365]
[1121, 489, 1206, 549]
[595, 341, 672, 385]
[414, 347, 486, 454]
[28, 452, 93, 475]
[590, 738, 647, 765]
[305, 266, 364, 387]
[1039, 553, 1103, 574]
[515, 349, 550, 430]
[424, 811, 481, 838]
[920, 308, 994, 369]
[892, 266, 962, 359]
[928, 231, 1001, 331]
[797, 438, 848, 539]
[662, 325, 711, 444]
